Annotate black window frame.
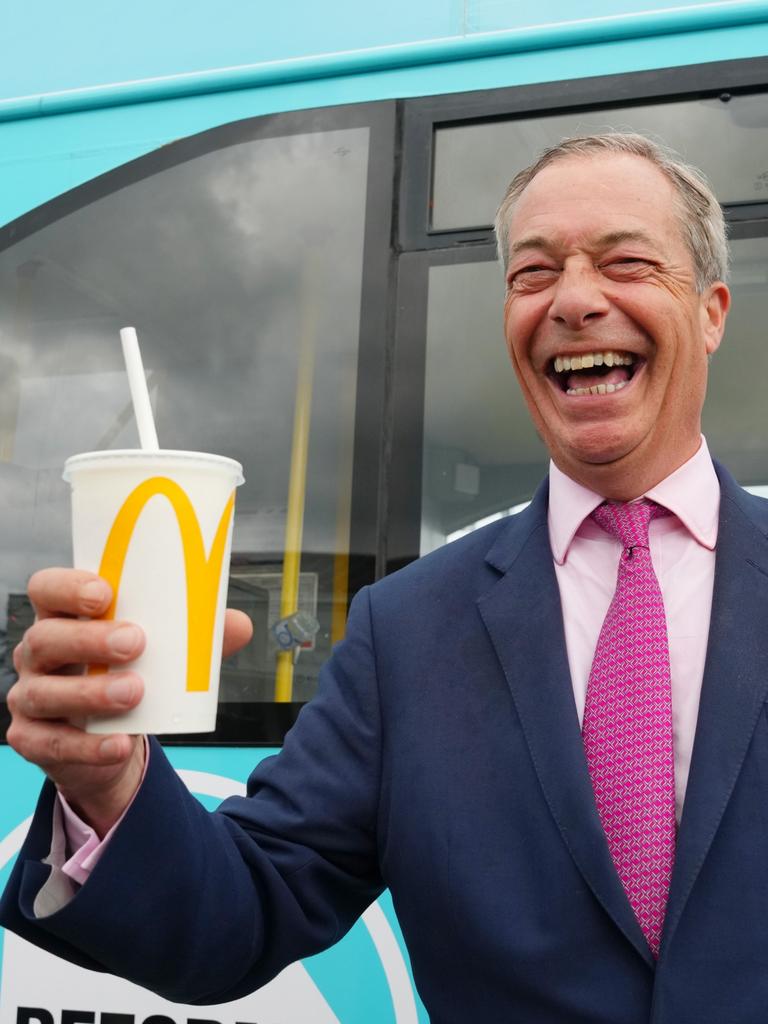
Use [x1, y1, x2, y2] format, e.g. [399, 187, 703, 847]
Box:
[388, 56, 768, 574]
[399, 55, 768, 251]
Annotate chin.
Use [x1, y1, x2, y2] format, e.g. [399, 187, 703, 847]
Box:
[558, 431, 638, 468]
[578, 447, 634, 467]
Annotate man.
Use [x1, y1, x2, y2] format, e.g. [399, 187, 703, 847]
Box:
[3, 133, 766, 1022]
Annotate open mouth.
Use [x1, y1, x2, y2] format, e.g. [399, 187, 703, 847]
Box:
[548, 350, 642, 396]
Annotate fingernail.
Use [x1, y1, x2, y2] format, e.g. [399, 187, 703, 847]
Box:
[106, 676, 136, 705]
[99, 738, 119, 759]
[108, 625, 141, 656]
[81, 580, 109, 612]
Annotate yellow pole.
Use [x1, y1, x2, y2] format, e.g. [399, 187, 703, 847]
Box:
[274, 261, 317, 702]
[329, 353, 356, 646]
[330, 549, 350, 646]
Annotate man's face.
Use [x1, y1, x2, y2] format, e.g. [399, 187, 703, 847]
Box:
[502, 153, 730, 496]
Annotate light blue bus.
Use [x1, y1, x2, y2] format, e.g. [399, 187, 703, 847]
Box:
[2, 2, 768, 1020]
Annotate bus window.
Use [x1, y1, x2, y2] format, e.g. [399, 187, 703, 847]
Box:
[431, 91, 768, 232]
[0, 103, 395, 744]
[391, 67, 768, 562]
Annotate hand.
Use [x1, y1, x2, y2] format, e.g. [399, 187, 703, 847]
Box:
[6, 568, 253, 836]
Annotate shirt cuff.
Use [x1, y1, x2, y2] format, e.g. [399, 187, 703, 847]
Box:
[59, 735, 150, 885]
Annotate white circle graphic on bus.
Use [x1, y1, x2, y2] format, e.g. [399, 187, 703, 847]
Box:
[0, 769, 419, 1024]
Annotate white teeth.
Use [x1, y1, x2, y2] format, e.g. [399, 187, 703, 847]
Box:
[566, 380, 629, 396]
[554, 350, 636, 373]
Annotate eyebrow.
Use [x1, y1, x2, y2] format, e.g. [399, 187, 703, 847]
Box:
[597, 229, 658, 249]
[507, 229, 658, 262]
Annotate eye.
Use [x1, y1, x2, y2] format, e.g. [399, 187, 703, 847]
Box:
[601, 256, 654, 278]
[508, 265, 559, 291]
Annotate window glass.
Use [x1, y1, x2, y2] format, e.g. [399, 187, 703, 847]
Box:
[432, 93, 768, 230]
[420, 259, 547, 555]
[419, 235, 768, 553]
[0, 125, 371, 723]
[702, 235, 768, 482]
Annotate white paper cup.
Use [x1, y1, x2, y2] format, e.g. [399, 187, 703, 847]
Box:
[63, 450, 244, 734]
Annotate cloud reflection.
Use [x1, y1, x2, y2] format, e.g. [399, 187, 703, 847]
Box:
[0, 125, 370, 631]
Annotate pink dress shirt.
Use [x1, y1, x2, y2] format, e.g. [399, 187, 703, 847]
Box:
[60, 736, 149, 884]
[549, 437, 719, 822]
[61, 439, 719, 881]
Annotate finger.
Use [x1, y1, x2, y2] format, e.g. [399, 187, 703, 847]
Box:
[8, 670, 143, 721]
[29, 569, 113, 621]
[222, 608, 253, 659]
[19, 617, 145, 674]
[6, 717, 138, 769]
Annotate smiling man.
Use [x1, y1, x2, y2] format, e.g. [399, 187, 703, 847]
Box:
[497, 140, 729, 498]
[5, 135, 768, 1024]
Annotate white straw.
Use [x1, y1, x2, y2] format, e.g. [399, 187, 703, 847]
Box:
[120, 326, 160, 451]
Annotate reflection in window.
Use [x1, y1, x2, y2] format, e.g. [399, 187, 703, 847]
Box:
[0, 126, 370, 709]
[432, 93, 768, 230]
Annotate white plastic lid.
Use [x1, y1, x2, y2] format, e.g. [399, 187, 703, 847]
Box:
[63, 449, 244, 485]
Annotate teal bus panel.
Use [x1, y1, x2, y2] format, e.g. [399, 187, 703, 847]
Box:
[0, 745, 428, 1023]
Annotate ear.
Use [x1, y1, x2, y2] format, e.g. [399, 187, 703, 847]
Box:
[700, 281, 730, 356]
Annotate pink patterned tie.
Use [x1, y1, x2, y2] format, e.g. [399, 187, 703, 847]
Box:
[582, 499, 675, 958]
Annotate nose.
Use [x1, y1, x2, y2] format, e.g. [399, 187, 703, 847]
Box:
[548, 259, 610, 331]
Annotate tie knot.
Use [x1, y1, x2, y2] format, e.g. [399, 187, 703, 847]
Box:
[590, 498, 669, 550]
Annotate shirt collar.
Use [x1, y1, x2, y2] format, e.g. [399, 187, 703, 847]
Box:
[548, 437, 720, 565]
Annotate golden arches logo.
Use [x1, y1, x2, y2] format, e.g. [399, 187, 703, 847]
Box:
[91, 476, 235, 692]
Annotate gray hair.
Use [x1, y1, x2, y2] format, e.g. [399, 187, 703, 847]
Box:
[494, 132, 729, 291]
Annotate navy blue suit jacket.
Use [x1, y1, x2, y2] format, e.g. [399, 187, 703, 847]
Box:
[4, 463, 768, 1022]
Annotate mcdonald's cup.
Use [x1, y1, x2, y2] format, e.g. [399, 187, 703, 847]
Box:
[63, 450, 244, 734]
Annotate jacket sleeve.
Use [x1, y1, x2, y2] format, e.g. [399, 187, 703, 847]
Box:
[0, 586, 385, 1005]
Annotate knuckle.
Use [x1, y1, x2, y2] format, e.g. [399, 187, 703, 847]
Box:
[6, 676, 49, 722]
[28, 567, 86, 618]
[6, 681, 20, 716]
[26, 569, 53, 615]
[73, 674, 90, 701]
[47, 733, 65, 765]
[26, 568, 47, 597]
[22, 624, 44, 664]
[5, 721, 22, 753]
[74, 674, 101, 709]
[21, 678, 42, 716]
[6, 723, 36, 765]
[76, 621, 112, 664]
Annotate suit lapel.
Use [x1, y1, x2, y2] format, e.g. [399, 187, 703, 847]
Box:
[477, 483, 654, 966]
[663, 465, 768, 951]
